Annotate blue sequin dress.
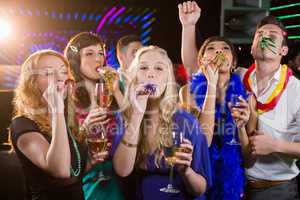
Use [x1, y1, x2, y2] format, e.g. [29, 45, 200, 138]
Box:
[190, 72, 247, 200]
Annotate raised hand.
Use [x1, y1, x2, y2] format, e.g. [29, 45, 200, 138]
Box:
[89, 142, 111, 164]
[82, 107, 110, 132]
[228, 96, 250, 128]
[174, 138, 194, 174]
[42, 72, 65, 114]
[201, 59, 219, 87]
[178, 1, 201, 26]
[249, 130, 277, 155]
[130, 84, 150, 116]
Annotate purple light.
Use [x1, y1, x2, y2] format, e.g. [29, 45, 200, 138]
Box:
[142, 36, 151, 45]
[95, 14, 102, 22]
[141, 28, 152, 38]
[114, 17, 122, 25]
[74, 12, 79, 20]
[35, 10, 40, 17]
[81, 13, 87, 22]
[124, 15, 132, 23]
[27, 10, 32, 16]
[51, 11, 56, 19]
[89, 13, 94, 21]
[19, 8, 24, 16]
[132, 15, 141, 22]
[66, 12, 71, 21]
[142, 12, 153, 22]
[108, 6, 126, 24]
[96, 7, 117, 32]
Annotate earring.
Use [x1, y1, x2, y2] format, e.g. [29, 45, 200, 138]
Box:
[231, 66, 236, 73]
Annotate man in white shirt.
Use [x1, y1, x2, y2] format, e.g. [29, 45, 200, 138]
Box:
[239, 16, 300, 200]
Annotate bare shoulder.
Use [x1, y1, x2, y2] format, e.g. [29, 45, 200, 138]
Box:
[17, 132, 50, 169]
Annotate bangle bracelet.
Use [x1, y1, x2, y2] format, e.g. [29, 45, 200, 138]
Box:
[121, 138, 137, 148]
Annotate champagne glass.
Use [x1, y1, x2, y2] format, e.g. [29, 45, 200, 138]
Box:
[160, 131, 183, 194]
[227, 94, 241, 145]
[86, 77, 112, 181]
[95, 77, 113, 108]
[86, 124, 110, 181]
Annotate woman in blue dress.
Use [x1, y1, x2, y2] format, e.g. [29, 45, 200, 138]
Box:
[188, 36, 248, 200]
[113, 45, 212, 200]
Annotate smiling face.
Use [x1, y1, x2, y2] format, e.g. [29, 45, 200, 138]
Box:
[251, 24, 288, 60]
[36, 55, 68, 93]
[201, 41, 234, 74]
[79, 43, 105, 80]
[136, 50, 169, 98]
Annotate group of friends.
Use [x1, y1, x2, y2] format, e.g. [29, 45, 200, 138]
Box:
[8, 1, 300, 200]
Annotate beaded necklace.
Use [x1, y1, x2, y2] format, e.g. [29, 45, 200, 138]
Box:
[68, 127, 82, 177]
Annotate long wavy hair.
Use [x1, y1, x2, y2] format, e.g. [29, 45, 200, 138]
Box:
[12, 50, 73, 136]
[64, 32, 105, 109]
[123, 46, 178, 168]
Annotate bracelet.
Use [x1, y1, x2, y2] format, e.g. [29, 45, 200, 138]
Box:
[121, 138, 138, 148]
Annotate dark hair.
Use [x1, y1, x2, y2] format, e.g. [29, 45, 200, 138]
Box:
[197, 36, 238, 69]
[256, 15, 288, 46]
[287, 43, 300, 61]
[116, 34, 141, 58]
[64, 32, 105, 108]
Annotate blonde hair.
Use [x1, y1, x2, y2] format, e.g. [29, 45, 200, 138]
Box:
[123, 46, 178, 167]
[12, 50, 73, 135]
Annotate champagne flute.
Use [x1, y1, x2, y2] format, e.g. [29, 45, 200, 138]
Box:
[227, 94, 241, 145]
[87, 77, 112, 181]
[160, 131, 183, 194]
[95, 77, 113, 108]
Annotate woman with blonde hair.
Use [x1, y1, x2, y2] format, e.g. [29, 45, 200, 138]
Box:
[113, 45, 212, 200]
[10, 50, 89, 199]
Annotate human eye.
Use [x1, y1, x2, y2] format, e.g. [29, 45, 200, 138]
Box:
[154, 64, 164, 71]
[85, 52, 94, 56]
[139, 65, 148, 70]
[206, 46, 214, 51]
[223, 46, 231, 51]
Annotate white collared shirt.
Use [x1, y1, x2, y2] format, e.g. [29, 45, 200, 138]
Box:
[246, 65, 300, 181]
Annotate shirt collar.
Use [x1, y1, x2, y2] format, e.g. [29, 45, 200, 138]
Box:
[250, 64, 282, 83]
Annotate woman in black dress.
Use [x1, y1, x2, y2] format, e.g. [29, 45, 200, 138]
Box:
[9, 50, 102, 200]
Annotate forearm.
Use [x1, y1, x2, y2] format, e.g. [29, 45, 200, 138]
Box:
[275, 139, 300, 158]
[199, 85, 217, 146]
[113, 89, 124, 109]
[181, 25, 198, 76]
[46, 113, 71, 177]
[180, 167, 207, 197]
[113, 114, 142, 177]
[238, 127, 256, 168]
[246, 108, 257, 134]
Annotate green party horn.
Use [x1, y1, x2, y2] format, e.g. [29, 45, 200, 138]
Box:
[259, 37, 277, 54]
